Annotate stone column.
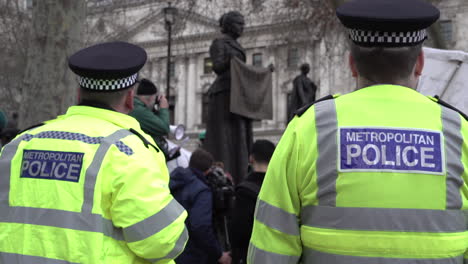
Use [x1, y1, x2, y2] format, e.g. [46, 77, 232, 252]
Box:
[175, 57, 189, 126]
[185, 56, 198, 130]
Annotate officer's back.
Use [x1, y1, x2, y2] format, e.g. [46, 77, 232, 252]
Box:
[248, 0, 468, 263]
[0, 41, 188, 263]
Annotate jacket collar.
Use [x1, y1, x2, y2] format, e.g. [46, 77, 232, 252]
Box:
[133, 97, 146, 108]
[78, 99, 115, 111]
[64, 105, 141, 130]
[190, 167, 208, 184]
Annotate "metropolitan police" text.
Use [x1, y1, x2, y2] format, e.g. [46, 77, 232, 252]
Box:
[21, 150, 84, 182]
[346, 131, 435, 145]
[339, 128, 444, 174]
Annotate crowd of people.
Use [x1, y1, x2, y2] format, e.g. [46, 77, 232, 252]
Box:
[2, 0, 468, 263]
[165, 140, 276, 264]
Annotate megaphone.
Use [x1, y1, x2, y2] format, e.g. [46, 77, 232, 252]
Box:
[170, 124, 185, 141]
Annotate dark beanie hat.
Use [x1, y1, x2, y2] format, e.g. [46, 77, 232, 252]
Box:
[137, 78, 157, 95]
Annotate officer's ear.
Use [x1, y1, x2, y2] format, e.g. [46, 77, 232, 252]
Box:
[76, 87, 81, 104]
[414, 49, 425, 77]
[125, 87, 135, 112]
[348, 53, 358, 78]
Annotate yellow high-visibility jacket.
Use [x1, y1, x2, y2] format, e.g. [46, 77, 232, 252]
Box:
[0, 105, 188, 264]
[248, 85, 468, 264]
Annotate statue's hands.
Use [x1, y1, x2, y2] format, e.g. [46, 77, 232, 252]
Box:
[268, 63, 275, 72]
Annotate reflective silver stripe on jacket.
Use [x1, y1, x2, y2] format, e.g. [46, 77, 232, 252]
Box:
[23, 130, 134, 155]
[0, 134, 29, 201]
[302, 248, 464, 264]
[314, 100, 465, 209]
[247, 243, 300, 264]
[302, 101, 467, 263]
[0, 129, 133, 241]
[301, 205, 467, 232]
[148, 227, 189, 263]
[315, 99, 338, 206]
[254, 200, 300, 236]
[441, 107, 464, 209]
[82, 129, 133, 213]
[123, 198, 186, 242]
[0, 252, 79, 264]
[0, 205, 123, 240]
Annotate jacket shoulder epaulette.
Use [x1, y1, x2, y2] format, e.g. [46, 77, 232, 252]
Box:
[129, 128, 160, 153]
[294, 94, 335, 117]
[432, 95, 468, 122]
[17, 123, 45, 135]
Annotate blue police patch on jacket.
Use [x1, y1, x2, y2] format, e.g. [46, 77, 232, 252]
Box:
[338, 127, 444, 175]
[21, 150, 84, 182]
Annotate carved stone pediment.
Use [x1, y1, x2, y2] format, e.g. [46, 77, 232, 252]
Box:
[103, 9, 219, 43]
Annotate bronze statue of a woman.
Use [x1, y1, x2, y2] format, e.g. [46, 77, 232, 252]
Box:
[203, 11, 252, 184]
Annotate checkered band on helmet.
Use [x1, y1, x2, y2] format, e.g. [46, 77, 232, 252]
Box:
[349, 29, 427, 46]
[78, 73, 138, 91]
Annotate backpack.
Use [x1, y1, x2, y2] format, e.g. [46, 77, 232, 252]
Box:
[235, 181, 261, 200]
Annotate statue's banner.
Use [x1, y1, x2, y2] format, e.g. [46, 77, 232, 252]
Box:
[230, 57, 273, 120]
[418, 47, 468, 114]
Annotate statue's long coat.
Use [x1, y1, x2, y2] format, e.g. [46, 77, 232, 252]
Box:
[204, 34, 252, 184]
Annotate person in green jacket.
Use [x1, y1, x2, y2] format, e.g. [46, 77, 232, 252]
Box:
[130, 78, 171, 157]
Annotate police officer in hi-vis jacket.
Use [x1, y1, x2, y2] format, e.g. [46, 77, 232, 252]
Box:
[248, 0, 468, 263]
[0, 41, 188, 264]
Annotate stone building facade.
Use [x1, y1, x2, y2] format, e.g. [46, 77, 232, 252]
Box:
[87, 0, 467, 148]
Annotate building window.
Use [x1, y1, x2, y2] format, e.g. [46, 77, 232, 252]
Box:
[169, 61, 175, 78]
[252, 0, 264, 11]
[439, 20, 453, 43]
[204, 58, 213, 74]
[169, 96, 176, 123]
[201, 92, 210, 127]
[287, 48, 299, 68]
[26, 0, 33, 8]
[96, 18, 106, 33]
[284, 0, 300, 8]
[252, 53, 263, 67]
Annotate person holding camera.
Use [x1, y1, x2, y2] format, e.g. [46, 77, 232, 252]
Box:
[129, 78, 171, 157]
[170, 149, 232, 264]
